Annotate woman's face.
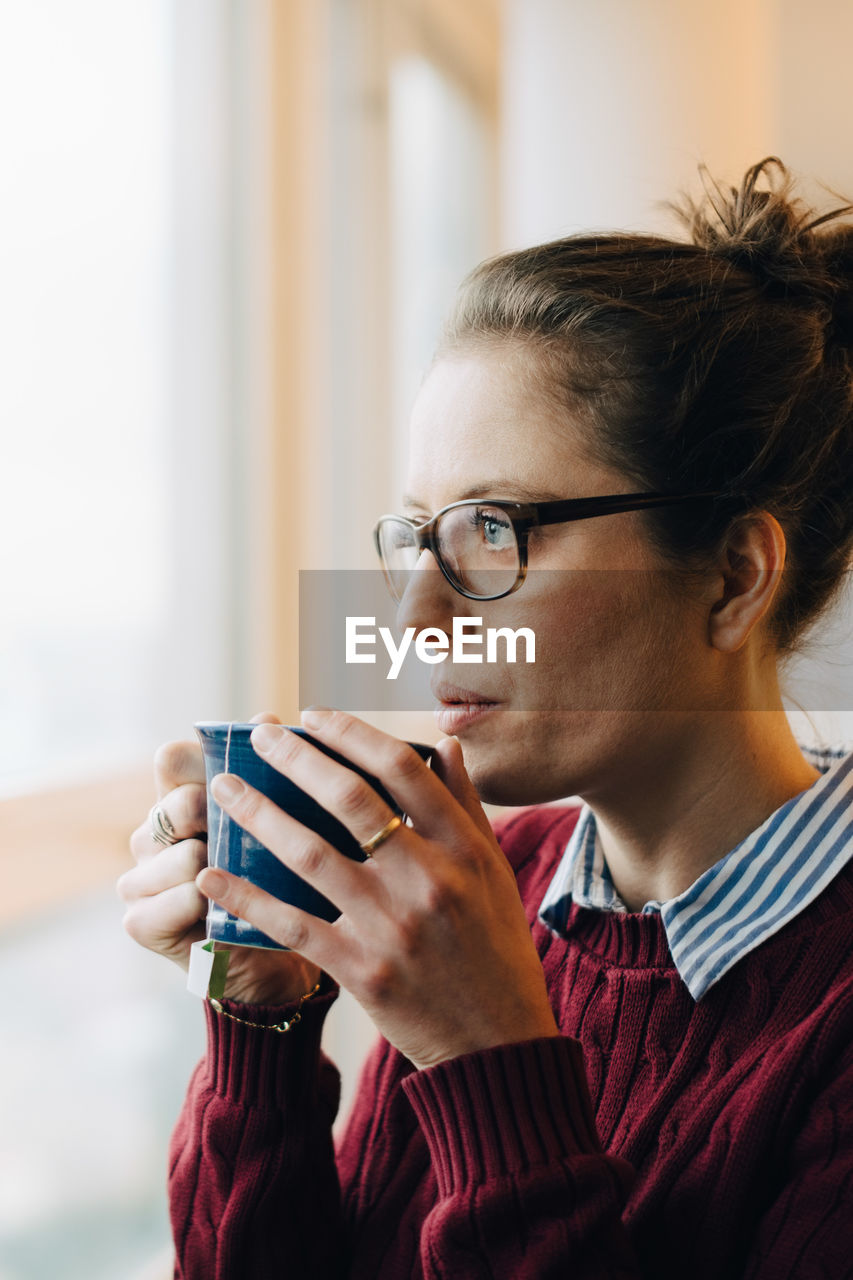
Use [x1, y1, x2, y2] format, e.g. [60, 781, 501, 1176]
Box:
[399, 344, 714, 806]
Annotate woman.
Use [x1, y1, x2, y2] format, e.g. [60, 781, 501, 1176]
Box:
[119, 158, 853, 1278]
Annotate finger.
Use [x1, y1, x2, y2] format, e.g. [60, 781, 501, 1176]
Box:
[153, 717, 281, 800]
[430, 737, 495, 841]
[152, 716, 280, 803]
[154, 739, 205, 800]
[196, 866, 346, 976]
[249, 723, 405, 852]
[292, 708, 468, 844]
[118, 838, 209, 902]
[130, 784, 208, 863]
[122, 881, 208, 957]
[208, 772, 377, 917]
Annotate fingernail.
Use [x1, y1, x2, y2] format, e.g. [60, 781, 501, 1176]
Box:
[301, 705, 331, 729]
[252, 722, 283, 753]
[201, 868, 229, 898]
[211, 773, 244, 804]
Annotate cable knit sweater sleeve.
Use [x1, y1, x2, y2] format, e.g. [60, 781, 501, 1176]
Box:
[168, 975, 346, 1280]
[399, 1037, 641, 1278]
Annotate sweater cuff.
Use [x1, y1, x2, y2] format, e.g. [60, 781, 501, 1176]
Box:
[202, 971, 340, 1108]
[401, 1035, 601, 1197]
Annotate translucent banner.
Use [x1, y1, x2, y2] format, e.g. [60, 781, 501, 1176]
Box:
[298, 570, 853, 715]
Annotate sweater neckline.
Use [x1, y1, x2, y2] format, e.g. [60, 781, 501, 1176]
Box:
[537, 899, 677, 974]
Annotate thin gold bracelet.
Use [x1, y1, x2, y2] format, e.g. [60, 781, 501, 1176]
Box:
[208, 980, 322, 1034]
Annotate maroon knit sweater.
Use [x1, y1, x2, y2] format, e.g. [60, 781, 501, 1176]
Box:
[169, 806, 853, 1278]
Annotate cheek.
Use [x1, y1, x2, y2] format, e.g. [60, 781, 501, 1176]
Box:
[504, 572, 697, 711]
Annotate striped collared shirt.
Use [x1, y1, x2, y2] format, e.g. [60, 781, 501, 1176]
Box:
[537, 744, 853, 1000]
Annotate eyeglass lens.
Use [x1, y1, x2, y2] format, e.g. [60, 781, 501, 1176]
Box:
[378, 504, 520, 601]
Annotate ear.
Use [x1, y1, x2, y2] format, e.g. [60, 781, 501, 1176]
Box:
[707, 511, 787, 654]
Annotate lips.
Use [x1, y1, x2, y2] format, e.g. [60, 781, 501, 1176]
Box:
[431, 680, 502, 735]
[431, 680, 500, 706]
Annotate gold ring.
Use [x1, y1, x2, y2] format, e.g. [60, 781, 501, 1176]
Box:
[359, 814, 403, 857]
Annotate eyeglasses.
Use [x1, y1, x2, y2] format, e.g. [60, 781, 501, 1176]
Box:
[373, 491, 717, 602]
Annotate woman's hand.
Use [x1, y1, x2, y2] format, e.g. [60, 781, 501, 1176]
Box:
[195, 708, 559, 1070]
[118, 712, 321, 1006]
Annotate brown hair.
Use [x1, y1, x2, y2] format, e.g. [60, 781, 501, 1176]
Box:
[438, 158, 853, 653]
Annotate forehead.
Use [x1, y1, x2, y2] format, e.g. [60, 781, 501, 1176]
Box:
[405, 346, 616, 510]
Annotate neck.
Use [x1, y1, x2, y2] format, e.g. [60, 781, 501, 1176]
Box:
[585, 711, 821, 911]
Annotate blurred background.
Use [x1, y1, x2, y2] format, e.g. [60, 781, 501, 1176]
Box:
[2, 1, 853, 1276]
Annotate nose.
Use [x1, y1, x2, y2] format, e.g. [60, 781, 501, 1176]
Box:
[395, 548, 459, 635]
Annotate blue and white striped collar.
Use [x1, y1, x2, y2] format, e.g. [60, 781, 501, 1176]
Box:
[538, 744, 853, 1000]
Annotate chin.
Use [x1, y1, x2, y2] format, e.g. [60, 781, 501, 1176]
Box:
[459, 742, 574, 808]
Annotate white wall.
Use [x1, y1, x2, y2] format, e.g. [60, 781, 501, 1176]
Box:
[772, 0, 853, 203]
[501, 0, 853, 240]
[501, 0, 774, 243]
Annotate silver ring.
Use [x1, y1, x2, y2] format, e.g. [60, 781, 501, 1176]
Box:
[359, 814, 403, 858]
[149, 802, 178, 847]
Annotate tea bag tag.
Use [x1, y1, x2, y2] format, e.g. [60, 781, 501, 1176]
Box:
[188, 938, 231, 1000]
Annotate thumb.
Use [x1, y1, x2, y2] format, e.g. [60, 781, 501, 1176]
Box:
[431, 737, 494, 841]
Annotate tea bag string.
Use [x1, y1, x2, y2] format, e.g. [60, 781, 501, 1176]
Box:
[211, 719, 233, 874]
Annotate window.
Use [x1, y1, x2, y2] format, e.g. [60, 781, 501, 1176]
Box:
[1, 0, 175, 789]
[1, 2, 254, 1275]
[1, 3, 502, 1275]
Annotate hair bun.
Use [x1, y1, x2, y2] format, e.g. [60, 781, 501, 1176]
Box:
[674, 156, 853, 345]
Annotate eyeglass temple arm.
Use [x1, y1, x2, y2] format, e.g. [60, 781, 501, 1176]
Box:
[531, 491, 719, 527]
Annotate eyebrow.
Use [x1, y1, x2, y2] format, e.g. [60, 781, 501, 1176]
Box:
[401, 480, 571, 509]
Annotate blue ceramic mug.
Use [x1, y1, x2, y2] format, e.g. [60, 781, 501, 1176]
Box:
[195, 722, 433, 949]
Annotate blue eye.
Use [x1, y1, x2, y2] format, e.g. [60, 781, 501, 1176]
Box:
[468, 506, 514, 548]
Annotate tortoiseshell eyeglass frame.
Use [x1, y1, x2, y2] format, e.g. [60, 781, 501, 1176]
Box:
[373, 490, 719, 602]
